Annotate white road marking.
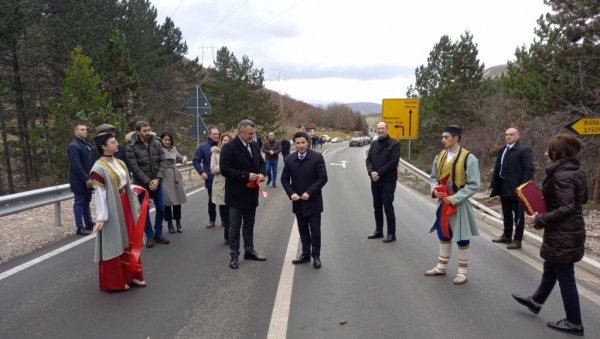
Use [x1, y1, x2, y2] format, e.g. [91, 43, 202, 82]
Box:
[0, 187, 205, 281]
[267, 219, 299, 339]
[330, 160, 347, 168]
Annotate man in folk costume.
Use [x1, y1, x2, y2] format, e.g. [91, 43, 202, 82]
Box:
[91, 133, 148, 291]
[425, 125, 481, 285]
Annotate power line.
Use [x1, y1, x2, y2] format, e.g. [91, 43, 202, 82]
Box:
[199, 0, 250, 40]
[229, 0, 305, 43]
[170, 0, 185, 18]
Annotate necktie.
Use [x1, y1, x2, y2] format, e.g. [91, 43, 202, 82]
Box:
[299, 154, 305, 161]
[499, 146, 509, 178]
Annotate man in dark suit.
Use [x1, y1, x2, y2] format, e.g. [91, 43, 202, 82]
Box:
[366, 122, 401, 243]
[68, 123, 94, 236]
[281, 131, 328, 268]
[490, 127, 534, 249]
[220, 119, 267, 269]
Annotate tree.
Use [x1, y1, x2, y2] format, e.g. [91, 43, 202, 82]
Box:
[204, 47, 278, 134]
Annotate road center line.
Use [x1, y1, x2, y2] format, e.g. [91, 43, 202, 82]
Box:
[267, 218, 299, 339]
[0, 187, 205, 281]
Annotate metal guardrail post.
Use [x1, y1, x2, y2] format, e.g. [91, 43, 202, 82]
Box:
[54, 202, 62, 227]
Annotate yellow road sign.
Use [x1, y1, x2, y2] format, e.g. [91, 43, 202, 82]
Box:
[382, 98, 420, 139]
[566, 118, 600, 136]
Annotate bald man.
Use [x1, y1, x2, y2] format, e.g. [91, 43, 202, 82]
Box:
[490, 128, 534, 249]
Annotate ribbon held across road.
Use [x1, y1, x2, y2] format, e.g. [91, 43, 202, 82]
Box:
[129, 186, 150, 272]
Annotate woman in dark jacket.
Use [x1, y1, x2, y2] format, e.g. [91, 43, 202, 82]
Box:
[512, 134, 587, 336]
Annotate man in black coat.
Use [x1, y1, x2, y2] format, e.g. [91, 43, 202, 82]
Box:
[220, 119, 267, 269]
[281, 131, 328, 268]
[490, 127, 534, 249]
[366, 122, 401, 243]
[68, 123, 94, 236]
[280, 138, 291, 159]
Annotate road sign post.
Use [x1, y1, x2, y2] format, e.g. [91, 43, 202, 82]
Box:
[382, 98, 420, 159]
[565, 117, 600, 203]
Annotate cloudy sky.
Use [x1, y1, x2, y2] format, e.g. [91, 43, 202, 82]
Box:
[151, 0, 550, 105]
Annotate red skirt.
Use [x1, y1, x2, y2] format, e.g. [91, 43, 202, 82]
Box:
[98, 191, 145, 291]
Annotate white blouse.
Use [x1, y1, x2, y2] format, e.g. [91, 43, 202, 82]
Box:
[95, 159, 129, 222]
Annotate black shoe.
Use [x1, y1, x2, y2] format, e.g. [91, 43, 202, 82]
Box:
[154, 235, 170, 244]
[507, 240, 522, 249]
[382, 235, 396, 243]
[511, 294, 541, 314]
[167, 221, 175, 233]
[313, 257, 321, 269]
[267, 179, 271, 186]
[176, 220, 183, 233]
[76, 228, 90, 236]
[547, 319, 584, 336]
[145, 238, 155, 248]
[367, 231, 383, 239]
[84, 225, 94, 231]
[244, 250, 267, 261]
[229, 257, 239, 269]
[292, 254, 311, 264]
[272, 183, 277, 188]
[492, 235, 512, 243]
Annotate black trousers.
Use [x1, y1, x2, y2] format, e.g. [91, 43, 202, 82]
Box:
[501, 197, 524, 241]
[164, 205, 181, 221]
[296, 213, 321, 258]
[228, 207, 256, 257]
[219, 205, 229, 242]
[207, 188, 217, 222]
[371, 181, 396, 235]
[532, 261, 582, 325]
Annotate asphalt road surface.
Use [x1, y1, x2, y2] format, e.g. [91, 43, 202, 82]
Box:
[1, 142, 599, 339]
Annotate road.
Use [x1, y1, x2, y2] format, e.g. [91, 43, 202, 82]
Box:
[1, 142, 600, 338]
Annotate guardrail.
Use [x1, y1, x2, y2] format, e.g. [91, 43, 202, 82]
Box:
[0, 163, 196, 226]
[398, 158, 502, 219]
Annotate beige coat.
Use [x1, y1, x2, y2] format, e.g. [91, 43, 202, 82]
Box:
[210, 146, 226, 206]
[162, 146, 188, 206]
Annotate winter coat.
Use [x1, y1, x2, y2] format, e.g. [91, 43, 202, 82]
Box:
[281, 149, 328, 216]
[366, 136, 401, 182]
[490, 141, 534, 199]
[68, 137, 93, 193]
[161, 146, 187, 206]
[126, 133, 166, 187]
[535, 157, 588, 263]
[192, 139, 217, 188]
[210, 146, 226, 206]
[262, 139, 282, 161]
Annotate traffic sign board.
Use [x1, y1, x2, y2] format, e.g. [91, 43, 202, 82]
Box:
[185, 86, 211, 115]
[382, 98, 420, 139]
[565, 117, 600, 136]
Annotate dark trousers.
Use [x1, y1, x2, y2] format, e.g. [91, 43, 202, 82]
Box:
[207, 187, 217, 222]
[501, 197, 524, 241]
[139, 184, 164, 238]
[164, 205, 181, 221]
[219, 205, 229, 242]
[532, 261, 582, 325]
[371, 181, 396, 235]
[73, 191, 93, 229]
[228, 207, 256, 257]
[296, 213, 321, 258]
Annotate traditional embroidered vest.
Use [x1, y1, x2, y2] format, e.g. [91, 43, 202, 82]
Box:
[436, 147, 470, 191]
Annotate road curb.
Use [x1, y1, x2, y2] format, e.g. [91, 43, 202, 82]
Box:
[475, 209, 600, 277]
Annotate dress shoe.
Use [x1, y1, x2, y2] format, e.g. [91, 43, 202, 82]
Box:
[382, 235, 396, 243]
[266, 179, 271, 186]
[547, 319, 584, 336]
[367, 231, 384, 239]
[84, 225, 94, 231]
[207, 221, 215, 229]
[292, 254, 311, 264]
[244, 250, 267, 261]
[272, 183, 277, 188]
[176, 220, 183, 233]
[167, 221, 175, 233]
[511, 294, 541, 314]
[492, 235, 512, 243]
[145, 238, 155, 248]
[229, 257, 239, 269]
[76, 228, 90, 236]
[154, 235, 170, 244]
[130, 279, 147, 287]
[313, 257, 321, 269]
[507, 240, 522, 249]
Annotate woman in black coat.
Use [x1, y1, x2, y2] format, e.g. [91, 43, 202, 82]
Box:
[512, 134, 587, 336]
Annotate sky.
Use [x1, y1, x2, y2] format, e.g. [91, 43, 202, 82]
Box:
[151, 0, 550, 105]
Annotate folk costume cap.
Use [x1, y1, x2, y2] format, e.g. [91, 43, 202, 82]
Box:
[96, 123, 116, 134]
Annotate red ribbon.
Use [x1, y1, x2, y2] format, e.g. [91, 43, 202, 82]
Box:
[129, 186, 149, 272]
[434, 184, 457, 238]
[257, 181, 269, 198]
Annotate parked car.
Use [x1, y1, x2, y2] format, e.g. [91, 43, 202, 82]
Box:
[330, 137, 342, 143]
[321, 134, 331, 142]
[349, 137, 364, 147]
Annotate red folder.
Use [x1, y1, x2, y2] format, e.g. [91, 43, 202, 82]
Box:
[514, 180, 547, 215]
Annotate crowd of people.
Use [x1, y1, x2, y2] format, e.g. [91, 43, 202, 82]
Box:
[67, 119, 588, 336]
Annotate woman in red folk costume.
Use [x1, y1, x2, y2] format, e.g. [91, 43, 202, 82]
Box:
[91, 133, 149, 291]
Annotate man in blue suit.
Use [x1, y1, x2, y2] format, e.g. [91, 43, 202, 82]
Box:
[68, 124, 94, 236]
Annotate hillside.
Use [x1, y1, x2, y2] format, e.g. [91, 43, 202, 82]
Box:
[345, 102, 382, 115]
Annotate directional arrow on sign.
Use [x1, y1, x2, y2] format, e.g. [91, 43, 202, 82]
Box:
[565, 117, 600, 136]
